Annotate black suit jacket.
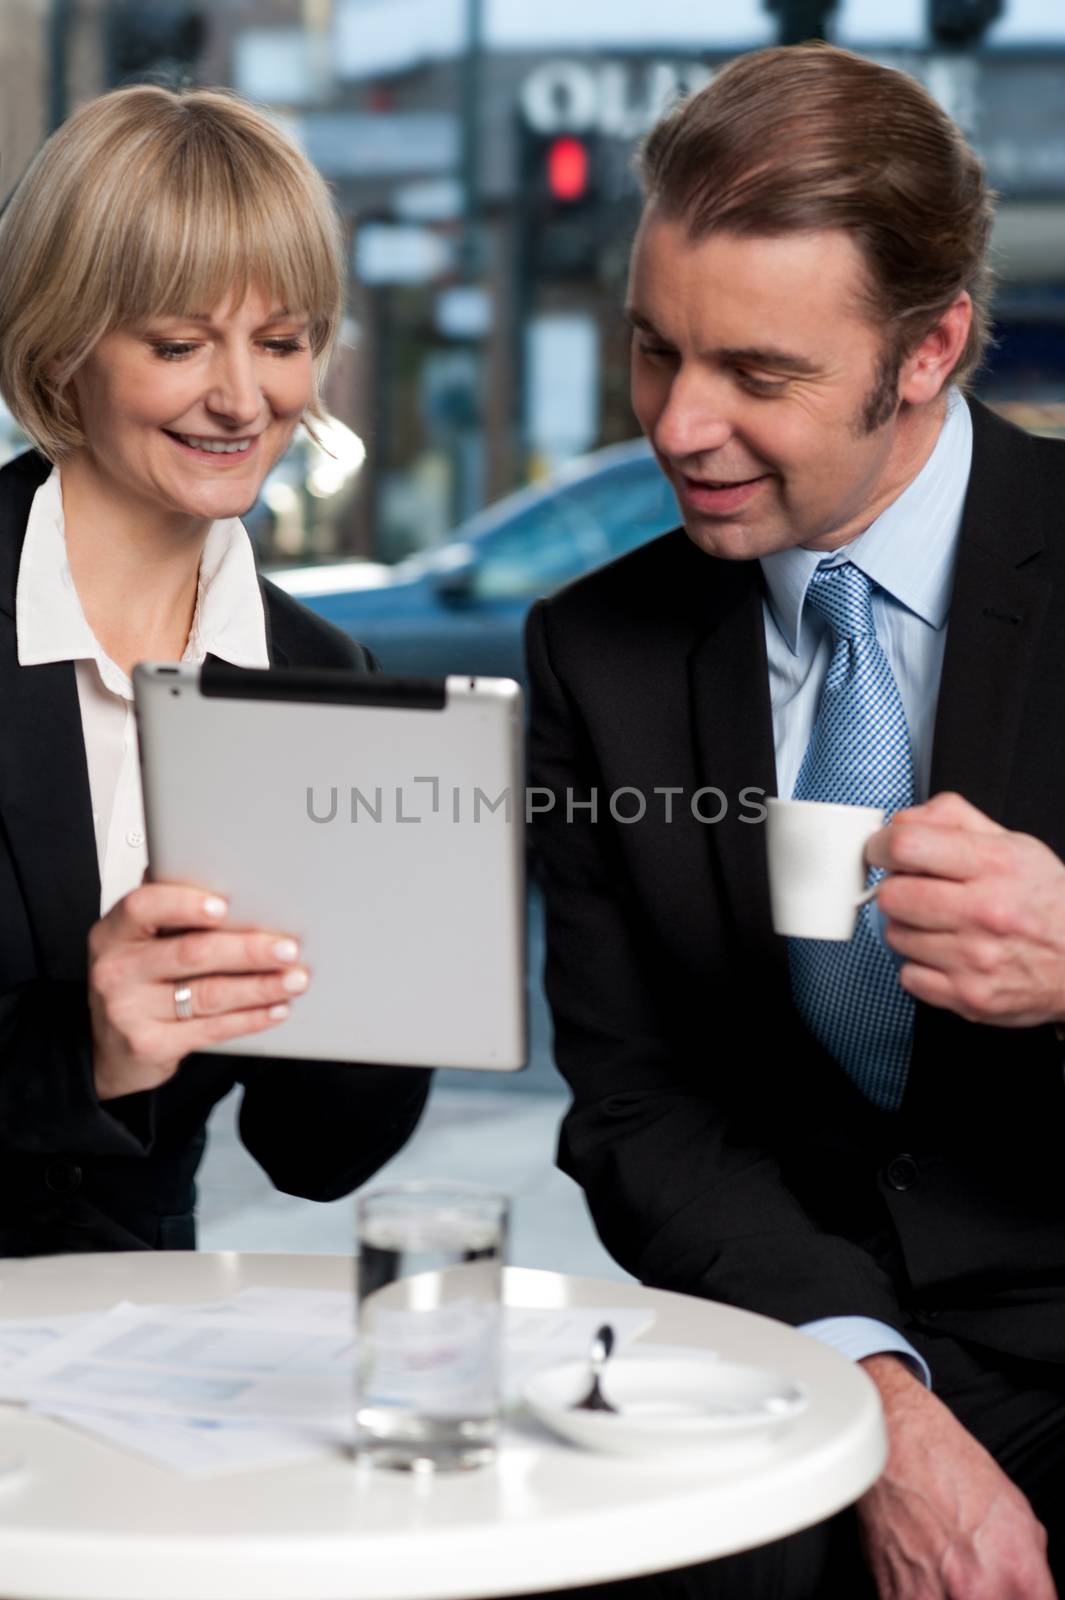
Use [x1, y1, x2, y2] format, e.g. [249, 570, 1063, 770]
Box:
[527, 400, 1065, 1366]
[0, 449, 431, 1256]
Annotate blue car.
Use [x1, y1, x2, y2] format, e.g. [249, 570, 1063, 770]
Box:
[270, 439, 679, 683]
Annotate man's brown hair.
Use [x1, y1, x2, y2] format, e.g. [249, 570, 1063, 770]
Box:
[639, 44, 995, 415]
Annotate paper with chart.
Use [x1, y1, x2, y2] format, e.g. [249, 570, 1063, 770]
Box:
[0, 1288, 655, 1474]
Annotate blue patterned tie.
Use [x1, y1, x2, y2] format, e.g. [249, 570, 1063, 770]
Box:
[788, 562, 915, 1112]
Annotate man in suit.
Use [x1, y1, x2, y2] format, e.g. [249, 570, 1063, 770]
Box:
[527, 44, 1065, 1600]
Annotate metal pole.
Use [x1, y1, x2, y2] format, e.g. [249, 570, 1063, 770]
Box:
[459, 0, 483, 283]
[49, 0, 72, 130]
[766, 0, 837, 45]
[451, 0, 485, 524]
[302, 0, 334, 103]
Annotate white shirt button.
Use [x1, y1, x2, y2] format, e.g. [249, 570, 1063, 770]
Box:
[125, 829, 144, 848]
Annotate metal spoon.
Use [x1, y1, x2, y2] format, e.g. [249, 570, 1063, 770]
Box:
[571, 1323, 618, 1412]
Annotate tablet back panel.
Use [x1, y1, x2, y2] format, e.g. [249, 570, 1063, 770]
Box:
[135, 665, 526, 1071]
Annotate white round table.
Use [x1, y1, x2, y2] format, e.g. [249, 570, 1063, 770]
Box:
[0, 1253, 885, 1600]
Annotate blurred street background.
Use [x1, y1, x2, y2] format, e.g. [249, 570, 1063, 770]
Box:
[4, 0, 1065, 1266]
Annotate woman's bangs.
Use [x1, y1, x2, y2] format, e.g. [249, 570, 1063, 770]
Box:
[110, 176, 334, 341]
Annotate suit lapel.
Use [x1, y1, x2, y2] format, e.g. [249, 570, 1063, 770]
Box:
[909, 403, 1054, 1117]
[257, 575, 282, 665]
[0, 453, 99, 977]
[688, 556, 784, 972]
[928, 402, 1053, 815]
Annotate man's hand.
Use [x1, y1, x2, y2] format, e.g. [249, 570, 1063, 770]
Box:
[88, 884, 309, 1101]
[865, 792, 1065, 1027]
[857, 1354, 1055, 1600]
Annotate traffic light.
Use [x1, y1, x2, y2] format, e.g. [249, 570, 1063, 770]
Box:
[518, 123, 600, 277]
[521, 130, 597, 212]
[929, 0, 1003, 46]
[545, 137, 591, 205]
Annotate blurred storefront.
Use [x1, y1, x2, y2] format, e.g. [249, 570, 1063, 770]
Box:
[4, 1, 1065, 562]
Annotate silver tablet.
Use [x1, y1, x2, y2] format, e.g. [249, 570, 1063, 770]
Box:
[134, 663, 526, 1072]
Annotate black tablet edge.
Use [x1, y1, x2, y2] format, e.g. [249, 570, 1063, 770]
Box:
[198, 662, 447, 710]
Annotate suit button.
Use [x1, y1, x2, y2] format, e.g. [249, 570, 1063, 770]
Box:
[884, 1153, 919, 1192]
[44, 1161, 82, 1195]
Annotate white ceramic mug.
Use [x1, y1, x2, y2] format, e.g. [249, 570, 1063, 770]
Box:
[766, 797, 884, 941]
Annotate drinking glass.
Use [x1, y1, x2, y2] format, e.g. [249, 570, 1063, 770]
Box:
[355, 1181, 508, 1470]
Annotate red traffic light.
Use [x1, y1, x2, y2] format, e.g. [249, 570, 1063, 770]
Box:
[546, 136, 589, 203]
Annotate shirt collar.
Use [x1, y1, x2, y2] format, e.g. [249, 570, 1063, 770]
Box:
[186, 512, 270, 668]
[760, 388, 973, 654]
[16, 467, 269, 697]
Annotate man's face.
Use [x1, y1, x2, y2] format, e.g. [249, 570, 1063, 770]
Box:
[627, 211, 918, 559]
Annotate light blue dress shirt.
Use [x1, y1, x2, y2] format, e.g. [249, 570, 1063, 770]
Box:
[759, 389, 973, 1386]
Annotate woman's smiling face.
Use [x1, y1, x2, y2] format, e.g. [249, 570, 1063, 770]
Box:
[67, 284, 314, 525]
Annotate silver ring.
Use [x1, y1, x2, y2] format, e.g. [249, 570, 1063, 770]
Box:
[174, 984, 194, 1022]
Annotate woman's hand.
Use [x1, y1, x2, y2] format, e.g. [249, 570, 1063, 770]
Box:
[88, 884, 309, 1101]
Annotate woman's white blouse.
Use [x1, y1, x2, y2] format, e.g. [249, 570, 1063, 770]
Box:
[15, 467, 270, 915]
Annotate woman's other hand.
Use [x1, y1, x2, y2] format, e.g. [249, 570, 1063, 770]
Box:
[88, 884, 308, 1101]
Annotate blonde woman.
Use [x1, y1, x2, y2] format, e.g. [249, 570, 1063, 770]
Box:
[0, 86, 429, 1254]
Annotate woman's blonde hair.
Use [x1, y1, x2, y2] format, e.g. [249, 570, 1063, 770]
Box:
[0, 84, 345, 460]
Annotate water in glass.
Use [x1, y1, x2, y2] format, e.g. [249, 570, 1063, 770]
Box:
[356, 1186, 507, 1470]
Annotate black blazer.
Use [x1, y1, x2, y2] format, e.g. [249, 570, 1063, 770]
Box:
[0, 449, 430, 1256]
[528, 401, 1065, 1366]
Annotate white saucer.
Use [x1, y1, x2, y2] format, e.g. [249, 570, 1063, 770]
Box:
[522, 1357, 808, 1457]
